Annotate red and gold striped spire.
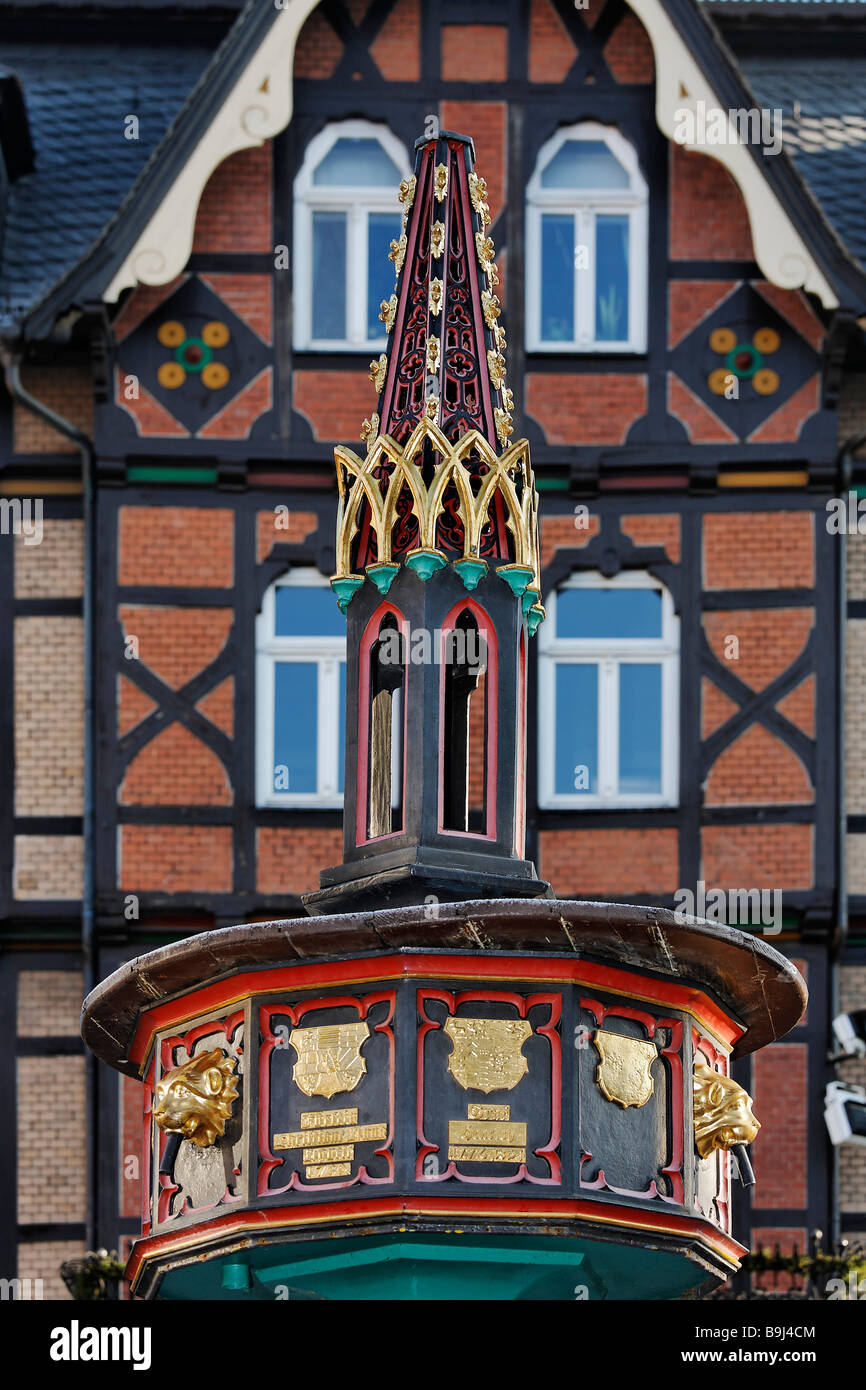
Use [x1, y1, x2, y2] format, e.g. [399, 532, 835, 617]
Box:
[331, 129, 544, 632]
[367, 130, 512, 454]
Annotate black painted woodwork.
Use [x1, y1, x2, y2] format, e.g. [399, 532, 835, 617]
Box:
[305, 565, 550, 913]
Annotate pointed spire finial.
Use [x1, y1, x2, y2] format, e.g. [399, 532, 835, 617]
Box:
[330, 130, 544, 628]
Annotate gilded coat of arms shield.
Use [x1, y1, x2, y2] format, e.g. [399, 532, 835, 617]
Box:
[289, 1022, 370, 1099]
[444, 1017, 532, 1094]
[593, 1029, 658, 1109]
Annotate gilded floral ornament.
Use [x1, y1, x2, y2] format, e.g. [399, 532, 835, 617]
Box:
[431, 221, 445, 259]
[475, 233, 496, 271]
[397, 174, 416, 209]
[429, 278, 443, 318]
[494, 407, 513, 446]
[434, 163, 448, 202]
[487, 349, 507, 391]
[468, 172, 491, 226]
[426, 336, 440, 374]
[379, 295, 398, 332]
[494, 324, 507, 352]
[360, 413, 380, 444]
[425, 395, 440, 422]
[369, 355, 388, 393]
[388, 234, 407, 273]
[501, 386, 514, 413]
[481, 289, 501, 326]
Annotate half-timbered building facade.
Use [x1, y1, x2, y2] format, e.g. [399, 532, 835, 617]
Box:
[2, 0, 866, 1295]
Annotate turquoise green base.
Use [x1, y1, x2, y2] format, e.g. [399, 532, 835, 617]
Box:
[152, 1232, 716, 1302]
[454, 558, 488, 591]
[405, 549, 447, 581]
[330, 575, 365, 613]
[496, 564, 534, 598]
[367, 562, 400, 595]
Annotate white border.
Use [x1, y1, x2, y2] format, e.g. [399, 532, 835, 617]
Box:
[538, 570, 680, 809]
[292, 119, 411, 352]
[526, 122, 649, 354]
[255, 568, 346, 808]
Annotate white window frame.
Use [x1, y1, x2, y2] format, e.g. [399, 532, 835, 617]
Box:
[293, 119, 411, 353]
[255, 568, 346, 808]
[538, 571, 679, 809]
[526, 122, 648, 354]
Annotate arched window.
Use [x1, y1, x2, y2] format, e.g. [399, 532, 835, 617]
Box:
[359, 608, 406, 842]
[440, 604, 497, 839]
[293, 120, 411, 352]
[538, 571, 678, 808]
[255, 569, 346, 807]
[526, 123, 648, 353]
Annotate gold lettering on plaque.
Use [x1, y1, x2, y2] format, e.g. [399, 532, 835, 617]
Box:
[301, 1145, 355, 1165]
[444, 1017, 531, 1094]
[448, 1146, 525, 1163]
[300, 1107, 358, 1130]
[444, 1102, 527, 1166]
[273, 1122, 388, 1150]
[275, 1110, 388, 1181]
[467, 1103, 510, 1121]
[448, 1120, 527, 1148]
[305, 1163, 351, 1179]
[289, 1023, 370, 1099]
[594, 1029, 658, 1109]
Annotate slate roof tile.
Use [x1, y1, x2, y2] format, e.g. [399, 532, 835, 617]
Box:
[0, 42, 214, 327]
[740, 56, 866, 267]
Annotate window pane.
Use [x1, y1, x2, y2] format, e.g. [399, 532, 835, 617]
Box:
[368, 212, 402, 339]
[274, 662, 317, 794]
[556, 589, 662, 640]
[275, 586, 346, 638]
[555, 663, 598, 795]
[338, 661, 346, 796]
[541, 139, 630, 189]
[312, 211, 346, 339]
[595, 214, 629, 342]
[619, 664, 662, 794]
[313, 137, 402, 187]
[541, 214, 575, 343]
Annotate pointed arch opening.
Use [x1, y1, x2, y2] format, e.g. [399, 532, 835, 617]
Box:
[439, 600, 498, 839]
[357, 603, 407, 844]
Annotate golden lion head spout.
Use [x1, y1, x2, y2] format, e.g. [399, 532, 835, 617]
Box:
[153, 1048, 239, 1148]
[693, 1063, 760, 1159]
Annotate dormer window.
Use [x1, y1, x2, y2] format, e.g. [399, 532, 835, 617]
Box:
[526, 123, 648, 354]
[293, 120, 411, 352]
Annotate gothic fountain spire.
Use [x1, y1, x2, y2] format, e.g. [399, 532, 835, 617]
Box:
[307, 128, 550, 915]
[329, 128, 545, 630]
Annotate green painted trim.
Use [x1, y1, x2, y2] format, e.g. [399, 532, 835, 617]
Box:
[535, 478, 569, 492]
[257, 1240, 588, 1283]
[154, 1227, 711, 1301]
[127, 467, 218, 483]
